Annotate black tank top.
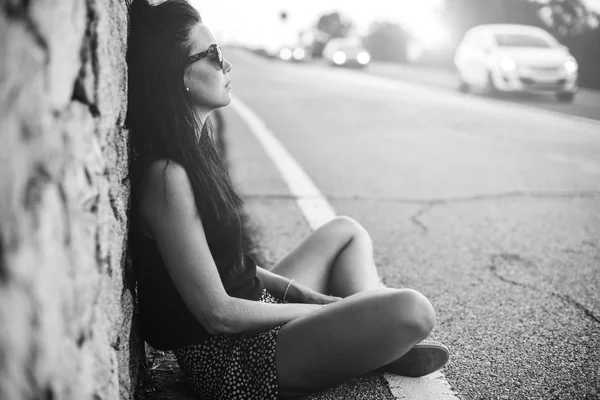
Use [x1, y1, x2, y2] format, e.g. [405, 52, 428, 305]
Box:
[130, 201, 263, 350]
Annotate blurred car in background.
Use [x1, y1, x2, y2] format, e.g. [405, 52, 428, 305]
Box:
[323, 37, 371, 69]
[454, 24, 578, 102]
[278, 45, 309, 63]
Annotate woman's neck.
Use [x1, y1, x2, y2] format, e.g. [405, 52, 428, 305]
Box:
[195, 108, 212, 125]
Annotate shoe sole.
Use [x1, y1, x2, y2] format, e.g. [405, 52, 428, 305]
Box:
[382, 340, 450, 378]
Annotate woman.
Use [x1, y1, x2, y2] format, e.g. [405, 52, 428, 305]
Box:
[126, 1, 449, 399]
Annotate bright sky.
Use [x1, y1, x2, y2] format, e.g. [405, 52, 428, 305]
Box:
[588, 0, 600, 12]
[190, 0, 445, 51]
[189, 0, 600, 51]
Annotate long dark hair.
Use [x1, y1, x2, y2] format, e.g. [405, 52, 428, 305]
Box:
[126, 0, 243, 274]
[127, 0, 241, 223]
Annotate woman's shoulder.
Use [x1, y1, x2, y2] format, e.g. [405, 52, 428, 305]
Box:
[143, 158, 184, 177]
[138, 158, 196, 217]
[141, 158, 189, 193]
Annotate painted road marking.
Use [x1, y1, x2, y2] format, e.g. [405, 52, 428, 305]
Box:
[230, 96, 460, 400]
[230, 96, 335, 231]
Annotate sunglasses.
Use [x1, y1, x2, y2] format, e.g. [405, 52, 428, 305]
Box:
[187, 44, 224, 70]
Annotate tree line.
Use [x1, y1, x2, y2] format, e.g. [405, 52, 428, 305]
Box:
[312, 0, 600, 89]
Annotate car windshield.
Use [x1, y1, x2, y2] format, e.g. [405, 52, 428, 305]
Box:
[495, 33, 555, 48]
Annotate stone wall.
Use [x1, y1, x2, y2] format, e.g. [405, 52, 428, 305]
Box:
[0, 1, 138, 399]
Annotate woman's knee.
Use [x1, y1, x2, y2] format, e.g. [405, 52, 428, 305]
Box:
[385, 289, 436, 338]
[325, 216, 371, 243]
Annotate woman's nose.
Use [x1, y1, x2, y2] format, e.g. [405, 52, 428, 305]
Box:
[223, 58, 232, 74]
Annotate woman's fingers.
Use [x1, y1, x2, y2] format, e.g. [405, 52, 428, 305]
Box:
[298, 287, 342, 304]
[319, 294, 342, 304]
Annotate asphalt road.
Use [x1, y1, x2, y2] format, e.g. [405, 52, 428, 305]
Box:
[366, 61, 600, 123]
[223, 48, 600, 400]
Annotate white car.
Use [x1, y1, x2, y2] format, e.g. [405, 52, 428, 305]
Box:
[322, 37, 371, 69]
[454, 24, 578, 102]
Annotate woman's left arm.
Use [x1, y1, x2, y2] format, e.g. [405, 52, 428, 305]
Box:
[256, 266, 340, 305]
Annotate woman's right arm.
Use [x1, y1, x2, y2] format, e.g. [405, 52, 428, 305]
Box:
[139, 160, 322, 335]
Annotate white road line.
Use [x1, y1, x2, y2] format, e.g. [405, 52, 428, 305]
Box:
[230, 97, 335, 231]
[230, 96, 460, 400]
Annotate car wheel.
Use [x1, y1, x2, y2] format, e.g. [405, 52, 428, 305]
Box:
[486, 71, 498, 95]
[458, 77, 470, 93]
[556, 92, 575, 103]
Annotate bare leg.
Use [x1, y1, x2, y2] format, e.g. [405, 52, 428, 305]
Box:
[269, 215, 444, 395]
[270, 216, 380, 297]
[275, 288, 436, 398]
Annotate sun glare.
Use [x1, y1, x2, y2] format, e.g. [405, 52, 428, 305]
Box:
[190, 0, 446, 49]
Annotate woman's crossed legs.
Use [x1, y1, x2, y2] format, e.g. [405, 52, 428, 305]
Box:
[270, 216, 437, 397]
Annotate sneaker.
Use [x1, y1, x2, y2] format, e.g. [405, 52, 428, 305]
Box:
[379, 339, 450, 377]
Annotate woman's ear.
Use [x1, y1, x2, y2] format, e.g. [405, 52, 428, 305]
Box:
[183, 71, 192, 93]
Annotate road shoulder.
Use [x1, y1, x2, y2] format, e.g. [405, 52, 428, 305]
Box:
[221, 105, 399, 400]
[220, 100, 461, 400]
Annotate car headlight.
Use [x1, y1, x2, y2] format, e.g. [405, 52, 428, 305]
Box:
[499, 56, 517, 72]
[293, 48, 305, 60]
[357, 51, 370, 65]
[564, 57, 578, 74]
[279, 48, 292, 61]
[332, 51, 346, 65]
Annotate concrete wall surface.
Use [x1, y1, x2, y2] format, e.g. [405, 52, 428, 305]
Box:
[0, 0, 139, 399]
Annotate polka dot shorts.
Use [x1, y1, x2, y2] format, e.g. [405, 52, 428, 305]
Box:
[173, 289, 284, 400]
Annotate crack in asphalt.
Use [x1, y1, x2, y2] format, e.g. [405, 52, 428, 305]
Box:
[409, 203, 439, 235]
[488, 253, 600, 325]
[243, 190, 599, 239]
[243, 190, 600, 204]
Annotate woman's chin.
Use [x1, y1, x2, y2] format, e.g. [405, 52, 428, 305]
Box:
[211, 98, 232, 112]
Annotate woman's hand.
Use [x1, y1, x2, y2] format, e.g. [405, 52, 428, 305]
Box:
[304, 291, 342, 305]
[287, 283, 342, 305]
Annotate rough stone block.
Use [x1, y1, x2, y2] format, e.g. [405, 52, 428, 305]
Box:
[94, 0, 129, 138]
[30, 0, 87, 110]
[0, 0, 138, 399]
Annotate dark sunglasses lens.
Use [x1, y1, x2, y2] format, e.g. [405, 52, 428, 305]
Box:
[217, 47, 224, 70]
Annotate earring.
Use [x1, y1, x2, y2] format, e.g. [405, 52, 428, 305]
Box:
[186, 87, 190, 92]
